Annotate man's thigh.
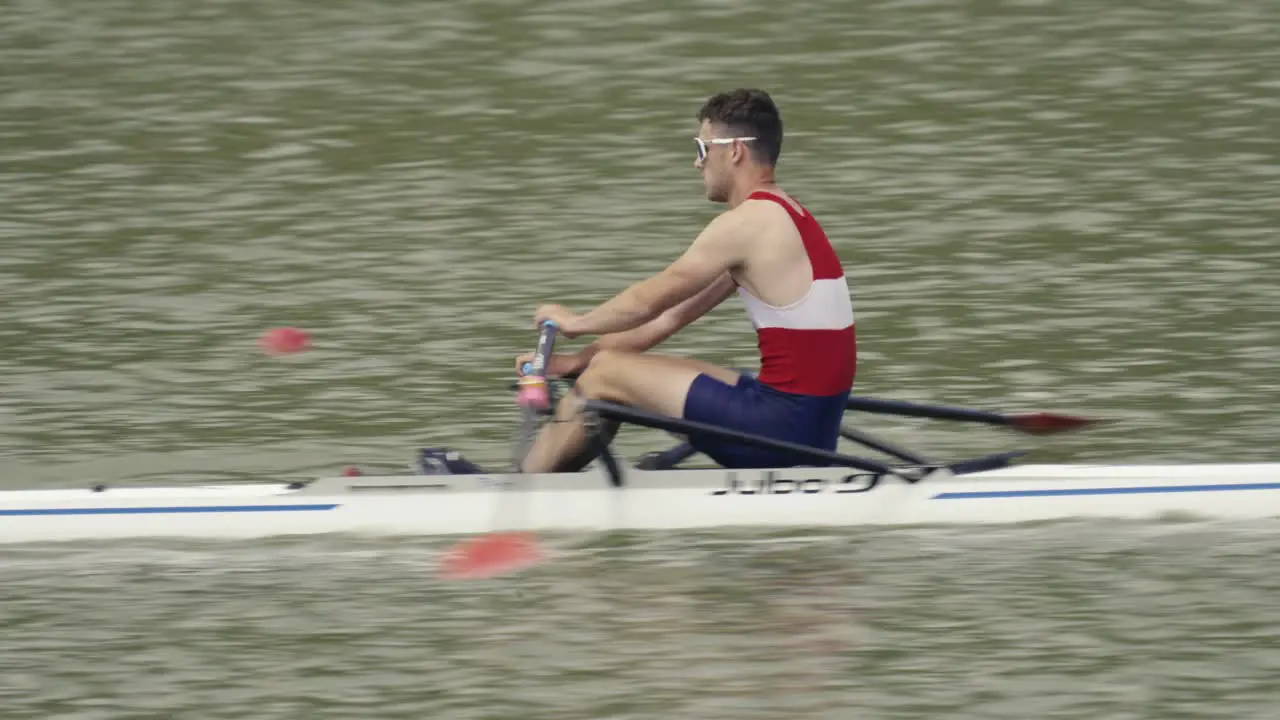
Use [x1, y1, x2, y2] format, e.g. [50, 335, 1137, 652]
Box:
[589, 352, 740, 419]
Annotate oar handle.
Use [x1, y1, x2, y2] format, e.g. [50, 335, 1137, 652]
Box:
[517, 321, 559, 410]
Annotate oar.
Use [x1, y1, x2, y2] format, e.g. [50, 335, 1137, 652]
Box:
[844, 396, 1104, 435]
[634, 393, 1101, 470]
[525, 373, 1103, 435]
[439, 321, 559, 580]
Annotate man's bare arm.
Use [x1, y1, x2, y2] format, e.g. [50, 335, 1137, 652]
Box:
[581, 272, 736, 358]
[567, 210, 753, 337]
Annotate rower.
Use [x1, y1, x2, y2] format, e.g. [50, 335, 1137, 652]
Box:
[518, 88, 856, 473]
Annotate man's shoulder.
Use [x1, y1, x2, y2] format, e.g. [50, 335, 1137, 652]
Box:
[692, 193, 802, 248]
[732, 192, 806, 235]
[701, 203, 756, 234]
[710, 195, 788, 228]
[745, 187, 806, 210]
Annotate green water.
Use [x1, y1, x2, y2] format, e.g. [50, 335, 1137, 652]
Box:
[1, 0, 1278, 716]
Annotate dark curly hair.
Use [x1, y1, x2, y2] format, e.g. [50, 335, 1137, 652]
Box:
[696, 89, 783, 167]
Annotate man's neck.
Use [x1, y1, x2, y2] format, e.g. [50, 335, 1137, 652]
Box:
[726, 170, 779, 208]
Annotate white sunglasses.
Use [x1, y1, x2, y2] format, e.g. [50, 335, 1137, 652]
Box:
[695, 136, 757, 162]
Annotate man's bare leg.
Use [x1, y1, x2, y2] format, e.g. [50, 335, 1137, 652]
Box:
[519, 351, 739, 473]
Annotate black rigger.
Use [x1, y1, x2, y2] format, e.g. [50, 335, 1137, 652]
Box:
[583, 400, 900, 479]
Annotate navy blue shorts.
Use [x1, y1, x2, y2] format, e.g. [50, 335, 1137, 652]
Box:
[681, 373, 850, 469]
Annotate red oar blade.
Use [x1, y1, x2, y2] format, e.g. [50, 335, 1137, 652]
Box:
[1008, 413, 1106, 435]
[439, 531, 543, 580]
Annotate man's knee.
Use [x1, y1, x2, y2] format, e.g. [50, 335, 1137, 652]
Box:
[577, 350, 702, 412]
[586, 349, 630, 371]
[576, 350, 633, 398]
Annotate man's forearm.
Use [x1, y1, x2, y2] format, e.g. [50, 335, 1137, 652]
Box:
[573, 283, 663, 337]
[576, 272, 732, 359]
[581, 312, 678, 360]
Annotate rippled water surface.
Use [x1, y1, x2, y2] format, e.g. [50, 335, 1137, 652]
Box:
[1, 0, 1278, 716]
[5, 525, 1280, 719]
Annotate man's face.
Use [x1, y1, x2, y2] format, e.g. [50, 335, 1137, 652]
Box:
[695, 120, 733, 203]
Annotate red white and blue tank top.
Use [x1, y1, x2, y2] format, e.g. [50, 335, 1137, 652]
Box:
[736, 191, 856, 397]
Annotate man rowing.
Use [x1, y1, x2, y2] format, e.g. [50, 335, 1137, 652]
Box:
[517, 88, 856, 473]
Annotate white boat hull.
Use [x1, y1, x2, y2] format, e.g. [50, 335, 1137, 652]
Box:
[3, 463, 1280, 544]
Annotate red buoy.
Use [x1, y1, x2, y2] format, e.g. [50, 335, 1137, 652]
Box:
[259, 327, 311, 355]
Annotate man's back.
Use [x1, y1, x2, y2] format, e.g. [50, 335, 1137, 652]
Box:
[729, 189, 857, 396]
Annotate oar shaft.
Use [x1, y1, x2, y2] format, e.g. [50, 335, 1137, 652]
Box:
[846, 396, 1009, 426]
[528, 376, 1078, 433]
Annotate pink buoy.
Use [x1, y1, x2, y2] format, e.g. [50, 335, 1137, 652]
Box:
[259, 326, 311, 355]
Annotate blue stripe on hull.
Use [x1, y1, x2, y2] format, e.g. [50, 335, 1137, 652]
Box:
[933, 482, 1280, 500]
[0, 504, 340, 517]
